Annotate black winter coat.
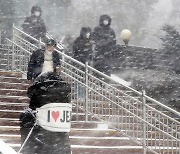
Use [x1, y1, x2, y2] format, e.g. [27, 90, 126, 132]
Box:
[73, 27, 93, 64]
[22, 15, 46, 41]
[27, 77, 71, 110]
[92, 14, 116, 60]
[27, 49, 61, 80]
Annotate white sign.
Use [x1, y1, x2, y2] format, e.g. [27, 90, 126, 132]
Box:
[37, 103, 72, 132]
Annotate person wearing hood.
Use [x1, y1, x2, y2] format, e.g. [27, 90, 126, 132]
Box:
[22, 5, 47, 42]
[72, 27, 93, 99]
[92, 14, 116, 77]
[73, 27, 93, 64]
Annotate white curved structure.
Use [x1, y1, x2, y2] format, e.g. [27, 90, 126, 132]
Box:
[0, 140, 17, 154]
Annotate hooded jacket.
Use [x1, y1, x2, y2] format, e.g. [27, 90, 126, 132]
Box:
[92, 14, 116, 58]
[73, 27, 93, 64]
[22, 5, 46, 40]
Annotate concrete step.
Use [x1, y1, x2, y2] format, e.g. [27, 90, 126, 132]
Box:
[0, 71, 22, 78]
[1, 135, 139, 147]
[0, 76, 27, 83]
[0, 82, 29, 90]
[9, 143, 148, 154]
[0, 102, 28, 110]
[0, 126, 20, 135]
[0, 119, 103, 128]
[0, 119, 20, 126]
[9, 143, 178, 154]
[0, 89, 27, 96]
[0, 95, 29, 103]
[0, 125, 168, 143]
[0, 127, 123, 141]
[0, 116, 144, 131]
[71, 146, 146, 154]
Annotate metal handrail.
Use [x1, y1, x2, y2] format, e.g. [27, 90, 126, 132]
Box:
[13, 25, 42, 44]
[3, 25, 180, 154]
[6, 38, 32, 55]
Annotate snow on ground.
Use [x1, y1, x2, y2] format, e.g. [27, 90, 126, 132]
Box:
[0, 140, 17, 154]
[111, 74, 131, 87]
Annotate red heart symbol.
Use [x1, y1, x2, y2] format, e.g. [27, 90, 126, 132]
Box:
[51, 111, 60, 122]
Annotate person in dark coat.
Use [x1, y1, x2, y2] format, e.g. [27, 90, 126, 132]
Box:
[72, 27, 93, 99]
[92, 14, 116, 77]
[22, 5, 47, 42]
[19, 72, 72, 154]
[73, 27, 93, 64]
[27, 39, 61, 85]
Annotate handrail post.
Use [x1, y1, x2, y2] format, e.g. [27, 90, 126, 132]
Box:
[179, 135, 180, 154]
[179, 136, 180, 154]
[85, 62, 89, 122]
[39, 37, 42, 49]
[62, 49, 65, 65]
[0, 30, 1, 44]
[12, 24, 15, 71]
[142, 90, 147, 154]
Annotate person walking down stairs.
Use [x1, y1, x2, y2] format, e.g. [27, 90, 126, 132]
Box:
[27, 39, 61, 85]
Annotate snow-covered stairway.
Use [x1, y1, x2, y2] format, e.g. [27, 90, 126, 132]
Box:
[0, 70, 147, 154]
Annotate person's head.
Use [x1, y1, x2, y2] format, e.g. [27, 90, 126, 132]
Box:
[45, 39, 57, 52]
[80, 27, 92, 39]
[99, 14, 112, 27]
[31, 5, 42, 17]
